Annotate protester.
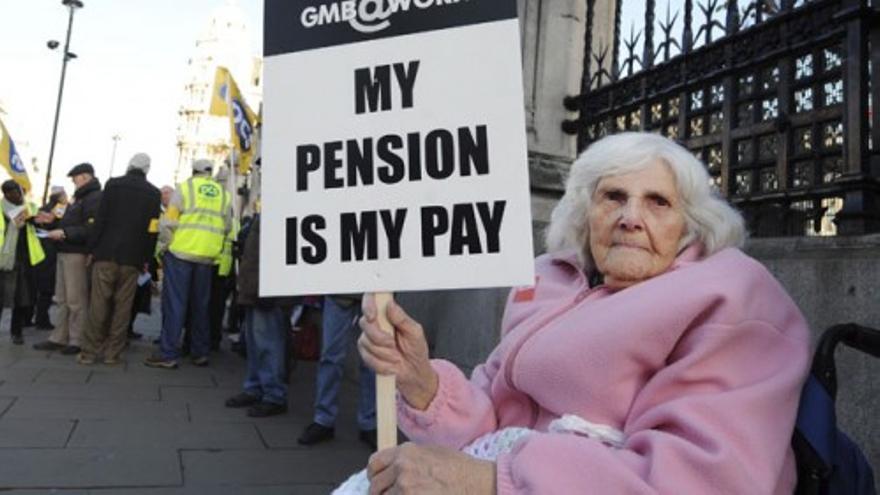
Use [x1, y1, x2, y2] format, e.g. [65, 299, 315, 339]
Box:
[147, 185, 174, 344]
[77, 153, 161, 365]
[347, 133, 812, 493]
[145, 159, 232, 369]
[32, 185, 67, 330]
[31, 164, 100, 353]
[298, 294, 377, 450]
[224, 211, 291, 417]
[182, 167, 236, 353]
[0, 181, 46, 345]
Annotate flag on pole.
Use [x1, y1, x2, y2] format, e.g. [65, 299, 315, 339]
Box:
[210, 66, 259, 174]
[0, 116, 31, 192]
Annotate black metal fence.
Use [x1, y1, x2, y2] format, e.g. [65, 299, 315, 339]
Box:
[563, 0, 879, 236]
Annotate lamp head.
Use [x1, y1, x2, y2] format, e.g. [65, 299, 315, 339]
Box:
[62, 0, 84, 9]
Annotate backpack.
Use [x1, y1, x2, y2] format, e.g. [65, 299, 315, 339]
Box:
[793, 323, 879, 495]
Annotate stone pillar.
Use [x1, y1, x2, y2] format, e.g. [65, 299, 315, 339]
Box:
[519, 0, 610, 254]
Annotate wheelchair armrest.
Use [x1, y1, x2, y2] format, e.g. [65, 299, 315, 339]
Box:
[812, 323, 880, 398]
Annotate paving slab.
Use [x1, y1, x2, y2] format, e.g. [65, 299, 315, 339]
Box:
[256, 422, 374, 451]
[88, 369, 215, 388]
[34, 368, 92, 384]
[181, 449, 368, 486]
[0, 382, 159, 401]
[3, 397, 189, 421]
[186, 401, 301, 424]
[0, 396, 15, 416]
[0, 448, 181, 488]
[9, 357, 97, 371]
[0, 490, 88, 494]
[158, 386, 239, 405]
[68, 420, 264, 450]
[0, 367, 41, 384]
[0, 419, 75, 448]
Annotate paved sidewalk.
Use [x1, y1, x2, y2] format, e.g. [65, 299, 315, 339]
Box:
[0, 307, 371, 494]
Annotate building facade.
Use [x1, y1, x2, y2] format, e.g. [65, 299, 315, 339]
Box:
[175, 0, 262, 184]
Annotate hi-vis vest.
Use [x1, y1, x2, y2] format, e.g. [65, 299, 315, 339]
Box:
[169, 176, 230, 260]
[0, 203, 46, 266]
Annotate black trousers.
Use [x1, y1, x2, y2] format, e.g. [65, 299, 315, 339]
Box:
[183, 271, 231, 351]
[35, 292, 53, 326]
[1, 306, 28, 337]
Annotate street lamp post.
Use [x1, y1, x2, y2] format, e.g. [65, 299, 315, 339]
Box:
[108, 134, 121, 179]
[42, 0, 84, 204]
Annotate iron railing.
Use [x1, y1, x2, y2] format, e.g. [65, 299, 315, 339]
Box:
[563, 0, 880, 236]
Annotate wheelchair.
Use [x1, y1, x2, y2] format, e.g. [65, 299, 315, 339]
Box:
[793, 323, 879, 494]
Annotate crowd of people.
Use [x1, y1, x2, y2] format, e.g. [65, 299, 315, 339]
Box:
[1, 153, 378, 451]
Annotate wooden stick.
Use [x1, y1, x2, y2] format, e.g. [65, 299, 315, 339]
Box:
[374, 291, 398, 450]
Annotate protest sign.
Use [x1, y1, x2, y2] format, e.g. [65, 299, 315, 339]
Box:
[261, 0, 534, 297]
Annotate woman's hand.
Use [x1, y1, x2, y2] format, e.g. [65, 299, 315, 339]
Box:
[367, 443, 496, 495]
[358, 294, 438, 410]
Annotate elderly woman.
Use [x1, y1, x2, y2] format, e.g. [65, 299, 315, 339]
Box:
[354, 132, 811, 494]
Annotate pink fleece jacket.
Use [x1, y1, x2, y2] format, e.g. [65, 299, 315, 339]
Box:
[398, 246, 811, 494]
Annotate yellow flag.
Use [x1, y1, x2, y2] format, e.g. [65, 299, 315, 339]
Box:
[210, 66, 259, 174]
[0, 116, 31, 192]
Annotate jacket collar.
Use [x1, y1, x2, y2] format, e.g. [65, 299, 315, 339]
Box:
[74, 178, 101, 199]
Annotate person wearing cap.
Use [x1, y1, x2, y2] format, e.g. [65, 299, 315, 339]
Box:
[76, 153, 161, 365]
[145, 158, 232, 369]
[32, 163, 101, 353]
[0, 181, 46, 345]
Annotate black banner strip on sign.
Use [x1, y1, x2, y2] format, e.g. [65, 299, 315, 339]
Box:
[264, 0, 518, 56]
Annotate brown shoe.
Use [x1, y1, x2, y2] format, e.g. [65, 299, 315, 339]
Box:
[76, 353, 96, 365]
[143, 353, 178, 370]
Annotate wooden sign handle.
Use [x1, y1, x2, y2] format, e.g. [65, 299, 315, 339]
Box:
[374, 291, 398, 450]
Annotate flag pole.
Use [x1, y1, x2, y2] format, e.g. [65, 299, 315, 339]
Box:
[225, 69, 238, 218]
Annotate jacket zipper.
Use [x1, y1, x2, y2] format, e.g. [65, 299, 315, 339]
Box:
[503, 284, 603, 426]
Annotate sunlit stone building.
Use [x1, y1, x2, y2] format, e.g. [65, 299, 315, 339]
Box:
[174, 0, 262, 184]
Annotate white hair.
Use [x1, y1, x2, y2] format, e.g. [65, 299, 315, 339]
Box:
[545, 132, 746, 270]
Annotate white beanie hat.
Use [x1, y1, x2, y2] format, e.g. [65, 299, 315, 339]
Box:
[192, 159, 214, 174]
[127, 153, 151, 174]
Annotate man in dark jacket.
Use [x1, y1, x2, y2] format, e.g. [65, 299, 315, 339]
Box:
[77, 153, 161, 365]
[32, 163, 102, 354]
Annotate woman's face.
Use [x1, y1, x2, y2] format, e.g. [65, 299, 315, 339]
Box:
[588, 160, 687, 289]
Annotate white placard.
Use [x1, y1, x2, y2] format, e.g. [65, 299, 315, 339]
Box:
[261, 1, 533, 296]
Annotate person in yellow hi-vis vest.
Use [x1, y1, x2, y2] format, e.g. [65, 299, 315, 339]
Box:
[0, 180, 45, 345]
[182, 166, 238, 354]
[145, 159, 232, 369]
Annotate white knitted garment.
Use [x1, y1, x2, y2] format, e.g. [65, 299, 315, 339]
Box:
[332, 415, 624, 494]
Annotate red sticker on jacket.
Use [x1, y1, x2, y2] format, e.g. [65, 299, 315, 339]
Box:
[513, 277, 539, 303]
